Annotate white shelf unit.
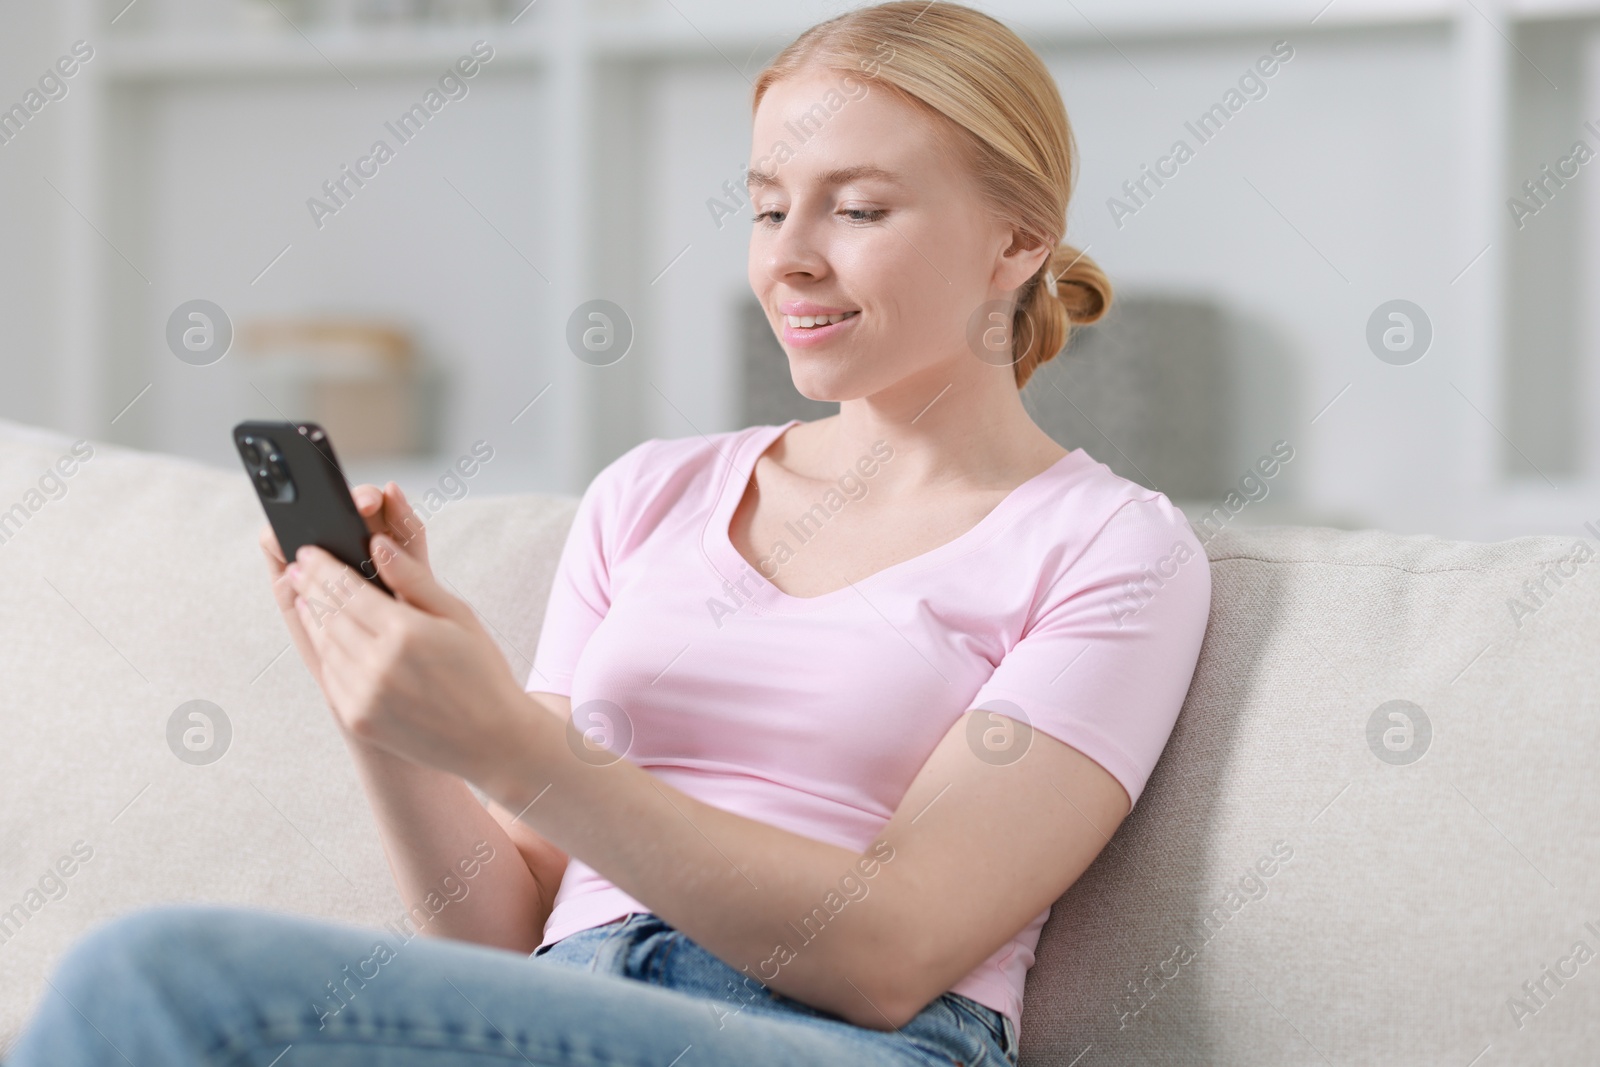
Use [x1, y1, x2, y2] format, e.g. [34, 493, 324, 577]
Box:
[98, 32, 556, 78]
[50, 0, 1600, 537]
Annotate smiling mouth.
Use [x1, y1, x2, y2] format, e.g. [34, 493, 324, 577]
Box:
[783, 311, 860, 329]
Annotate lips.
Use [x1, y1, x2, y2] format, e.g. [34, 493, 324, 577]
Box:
[780, 297, 856, 313]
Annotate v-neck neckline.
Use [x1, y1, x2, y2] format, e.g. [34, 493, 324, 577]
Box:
[701, 419, 1087, 615]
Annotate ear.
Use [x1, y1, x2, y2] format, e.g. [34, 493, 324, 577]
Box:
[992, 229, 1051, 294]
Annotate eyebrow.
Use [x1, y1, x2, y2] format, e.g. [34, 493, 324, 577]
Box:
[745, 164, 904, 190]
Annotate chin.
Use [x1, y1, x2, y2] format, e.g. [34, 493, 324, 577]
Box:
[785, 367, 855, 404]
[790, 382, 848, 404]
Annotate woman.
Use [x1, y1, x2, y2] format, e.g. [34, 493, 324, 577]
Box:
[7, 3, 1209, 1064]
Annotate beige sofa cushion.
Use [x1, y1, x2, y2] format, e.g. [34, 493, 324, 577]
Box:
[1022, 523, 1600, 1065]
[0, 422, 1594, 1065]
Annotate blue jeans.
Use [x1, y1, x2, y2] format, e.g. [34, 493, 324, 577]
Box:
[7, 903, 1018, 1066]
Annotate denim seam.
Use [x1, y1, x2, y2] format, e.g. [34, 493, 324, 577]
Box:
[942, 994, 1013, 1066]
[586, 916, 640, 974]
[649, 932, 686, 985]
[232, 1002, 974, 1067]
[948, 993, 1007, 1048]
[895, 1032, 972, 1067]
[221, 1024, 620, 1067]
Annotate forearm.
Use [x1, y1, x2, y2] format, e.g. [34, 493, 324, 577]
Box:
[481, 698, 911, 1029]
[345, 736, 550, 954]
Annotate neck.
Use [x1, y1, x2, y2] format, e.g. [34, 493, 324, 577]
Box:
[805, 360, 1066, 493]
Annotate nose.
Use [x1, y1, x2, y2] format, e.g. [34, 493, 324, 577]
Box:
[759, 203, 829, 285]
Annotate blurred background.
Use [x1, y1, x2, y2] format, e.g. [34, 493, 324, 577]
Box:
[0, 0, 1595, 540]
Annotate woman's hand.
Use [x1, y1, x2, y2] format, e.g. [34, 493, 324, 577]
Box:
[284, 529, 534, 785]
[258, 482, 432, 739]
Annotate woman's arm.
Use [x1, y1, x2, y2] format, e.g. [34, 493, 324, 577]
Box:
[342, 735, 557, 953]
[475, 689, 1128, 1031]
[288, 529, 1134, 1033]
[259, 483, 567, 954]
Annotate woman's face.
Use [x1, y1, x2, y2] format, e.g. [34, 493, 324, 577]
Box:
[747, 67, 1044, 403]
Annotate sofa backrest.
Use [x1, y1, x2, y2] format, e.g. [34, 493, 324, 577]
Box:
[1021, 520, 1600, 1064]
[0, 425, 1594, 1065]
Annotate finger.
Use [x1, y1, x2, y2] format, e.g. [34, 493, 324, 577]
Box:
[281, 591, 326, 689]
[259, 524, 286, 569]
[351, 483, 389, 538]
[269, 556, 325, 681]
[293, 581, 378, 702]
[269, 563, 302, 615]
[292, 588, 336, 665]
[292, 546, 387, 639]
[368, 531, 471, 621]
[291, 546, 387, 640]
[295, 587, 364, 663]
[381, 481, 429, 559]
[300, 610, 366, 733]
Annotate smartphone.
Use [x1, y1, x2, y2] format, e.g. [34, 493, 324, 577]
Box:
[232, 420, 392, 597]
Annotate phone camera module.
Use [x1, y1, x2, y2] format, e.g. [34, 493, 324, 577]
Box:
[239, 434, 297, 504]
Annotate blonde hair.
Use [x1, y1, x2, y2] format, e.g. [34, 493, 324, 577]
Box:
[752, 0, 1111, 389]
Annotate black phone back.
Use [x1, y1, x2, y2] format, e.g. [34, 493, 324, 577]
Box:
[232, 420, 392, 596]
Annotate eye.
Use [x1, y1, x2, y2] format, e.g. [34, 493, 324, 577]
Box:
[753, 205, 887, 226]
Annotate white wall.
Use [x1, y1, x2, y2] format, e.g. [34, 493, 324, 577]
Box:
[642, 63, 761, 441]
[0, 0, 73, 430]
[1057, 27, 1460, 533]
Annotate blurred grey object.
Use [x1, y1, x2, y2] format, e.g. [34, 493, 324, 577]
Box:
[738, 292, 1236, 505]
[233, 0, 301, 31]
[350, 0, 426, 24]
[1023, 295, 1234, 502]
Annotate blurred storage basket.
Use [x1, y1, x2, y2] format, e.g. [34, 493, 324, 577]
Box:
[238, 318, 437, 460]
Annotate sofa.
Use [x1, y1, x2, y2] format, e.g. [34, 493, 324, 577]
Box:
[0, 418, 1594, 1065]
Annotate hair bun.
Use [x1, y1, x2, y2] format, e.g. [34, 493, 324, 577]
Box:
[1048, 242, 1111, 326]
[1009, 241, 1112, 388]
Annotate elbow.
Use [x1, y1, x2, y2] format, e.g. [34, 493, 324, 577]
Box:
[838, 926, 937, 1031]
[857, 982, 932, 1032]
[879, 998, 925, 1033]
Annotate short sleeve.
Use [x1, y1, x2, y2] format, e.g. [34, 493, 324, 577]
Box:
[526, 443, 646, 696]
[968, 496, 1211, 811]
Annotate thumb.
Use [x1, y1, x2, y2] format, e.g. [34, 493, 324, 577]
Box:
[370, 533, 471, 623]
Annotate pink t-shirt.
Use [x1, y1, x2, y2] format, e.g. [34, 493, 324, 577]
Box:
[527, 418, 1210, 1032]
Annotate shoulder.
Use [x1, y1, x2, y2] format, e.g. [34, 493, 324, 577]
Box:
[591, 423, 762, 496]
[1024, 450, 1212, 610]
[1041, 450, 1205, 551]
[577, 423, 774, 533]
